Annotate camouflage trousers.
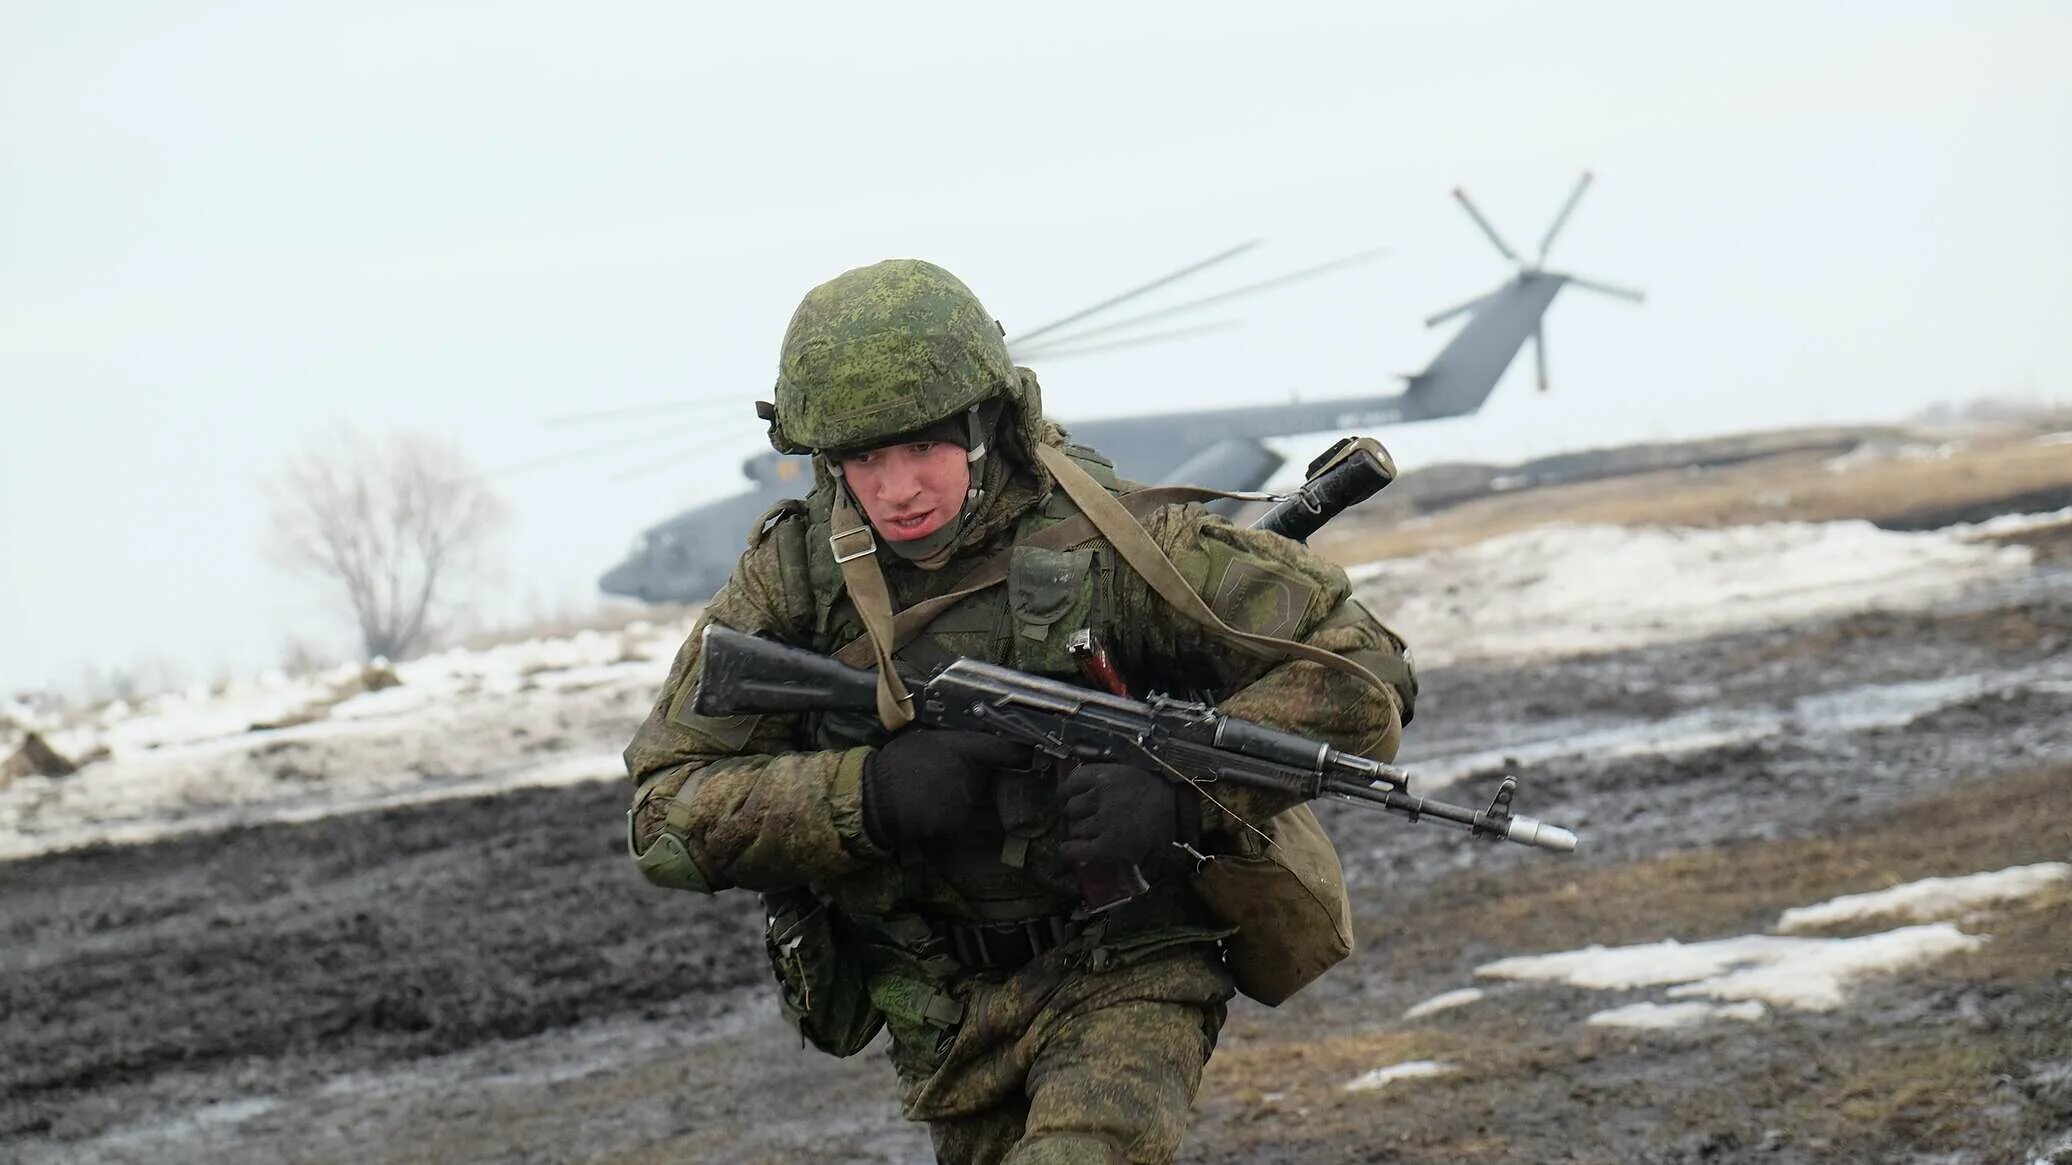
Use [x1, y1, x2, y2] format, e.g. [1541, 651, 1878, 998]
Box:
[893, 942, 1233, 1165]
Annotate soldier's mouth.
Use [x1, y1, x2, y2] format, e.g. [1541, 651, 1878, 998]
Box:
[881, 509, 946, 539]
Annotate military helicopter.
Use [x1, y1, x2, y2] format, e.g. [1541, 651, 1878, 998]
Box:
[599, 174, 1642, 604]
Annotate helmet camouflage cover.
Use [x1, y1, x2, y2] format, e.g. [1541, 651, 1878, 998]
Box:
[772, 259, 1015, 453]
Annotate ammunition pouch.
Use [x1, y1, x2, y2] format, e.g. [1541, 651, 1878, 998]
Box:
[762, 886, 885, 1057]
[1191, 804, 1354, 1006]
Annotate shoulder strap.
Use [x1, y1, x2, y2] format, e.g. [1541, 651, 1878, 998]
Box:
[829, 485, 1219, 670]
[828, 489, 918, 730]
[1032, 444, 1394, 698]
[831, 447, 1371, 728]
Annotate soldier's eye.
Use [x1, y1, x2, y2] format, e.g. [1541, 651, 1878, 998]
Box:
[909, 442, 937, 455]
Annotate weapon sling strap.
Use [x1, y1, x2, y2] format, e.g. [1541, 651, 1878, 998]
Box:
[828, 489, 919, 730]
[1031, 443, 1398, 700]
[829, 483, 1239, 673]
[829, 443, 1396, 731]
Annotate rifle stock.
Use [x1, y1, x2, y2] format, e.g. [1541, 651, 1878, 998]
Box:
[695, 627, 880, 716]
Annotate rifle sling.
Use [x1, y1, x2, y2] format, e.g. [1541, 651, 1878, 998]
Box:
[1032, 444, 1396, 700]
[828, 489, 919, 730]
[833, 446, 1390, 730]
[831, 484, 1226, 672]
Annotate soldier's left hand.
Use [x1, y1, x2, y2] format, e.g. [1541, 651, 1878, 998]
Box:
[1057, 763, 1196, 866]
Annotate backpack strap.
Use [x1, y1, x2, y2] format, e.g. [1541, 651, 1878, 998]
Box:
[829, 484, 1223, 671]
[833, 446, 1367, 729]
[827, 489, 919, 730]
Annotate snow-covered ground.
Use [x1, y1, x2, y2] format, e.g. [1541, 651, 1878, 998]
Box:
[1368, 863, 2070, 1054]
[1469, 863, 2067, 1024]
[1350, 517, 2037, 667]
[1338, 864, 2064, 1100]
[0, 622, 691, 860]
[0, 517, 2050, 862]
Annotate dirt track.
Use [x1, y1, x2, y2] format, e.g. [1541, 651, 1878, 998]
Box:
[7, 427, 2072, 1164]
[5, 566, 2069, 1163]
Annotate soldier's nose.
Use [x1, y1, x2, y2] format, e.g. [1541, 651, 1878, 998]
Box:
[878, 466, 923, 502]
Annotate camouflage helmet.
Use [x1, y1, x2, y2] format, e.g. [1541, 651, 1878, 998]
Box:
[769, 259, 1015, 453]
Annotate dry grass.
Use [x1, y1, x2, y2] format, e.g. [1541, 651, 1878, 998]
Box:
[1369, 762, 2071, 963]
[1193, 763, 2072, 1161]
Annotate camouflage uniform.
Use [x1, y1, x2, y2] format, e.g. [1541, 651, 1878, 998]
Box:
[626, 261, 1409, 1165]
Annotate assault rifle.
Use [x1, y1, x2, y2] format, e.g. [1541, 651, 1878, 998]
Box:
[694, 624, 1578, 907]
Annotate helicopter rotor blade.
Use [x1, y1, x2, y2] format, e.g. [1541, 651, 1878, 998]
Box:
[480, 430, 688, 480]
[1537, 171, 1594, 263]
[543, 398, 742, 427]
[1423, 289, 1494, 328]
[1010, 247, 1386, 358]
[480, 421, 762, 481]
[1566, 274, 1646, 303]
[1452, 187, 1519, 262]
[1006, 240, 1261, 348]
[610, 429, 774, 484]
[1014, 320, 1241, 363]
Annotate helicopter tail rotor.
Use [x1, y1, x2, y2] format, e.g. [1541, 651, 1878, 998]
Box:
[1426, 173, 1644, 395]
[1565, 274, 1646, 303]
[1451, 187, 1520, 262]
[1536, 170, 1595, 264]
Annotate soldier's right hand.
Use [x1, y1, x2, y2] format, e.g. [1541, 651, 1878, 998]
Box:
[860, 729, 1033, 850]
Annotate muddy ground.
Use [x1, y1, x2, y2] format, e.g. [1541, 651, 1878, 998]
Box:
[5, 522, 2071, 1161]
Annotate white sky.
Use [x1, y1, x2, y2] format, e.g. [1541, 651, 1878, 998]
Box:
[3, 1, 2069, 692]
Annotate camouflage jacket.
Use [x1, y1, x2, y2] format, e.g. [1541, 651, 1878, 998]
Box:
[623, 428, 1410, 1068]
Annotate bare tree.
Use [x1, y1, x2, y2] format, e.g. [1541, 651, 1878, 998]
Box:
[267, 428, 508, 662]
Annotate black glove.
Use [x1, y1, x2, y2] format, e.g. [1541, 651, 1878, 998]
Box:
[1057, 763, 1194, 867]
[860, 729, 1033, 850]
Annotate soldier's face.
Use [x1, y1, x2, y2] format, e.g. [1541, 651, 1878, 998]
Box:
[837, 440, 970, 542]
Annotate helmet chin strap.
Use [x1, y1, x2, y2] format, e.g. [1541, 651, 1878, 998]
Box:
[879, 403, 987, 564]
[844, 401, 998, 567]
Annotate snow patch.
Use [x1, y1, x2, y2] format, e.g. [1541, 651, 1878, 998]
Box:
[1350, 520, 2029, 667]
[1477, 925, 1986, 1012]
[1403, 988, 1484, 1020]
[0, 619, 693, 860]
[2029, 1129, 2072, 1165]
[1957, 506, 2072, 539]
[1777, 864, 2071, 932]
[1343, 1061, 1456, 1093]
[1587, 1001, 1767, 1030]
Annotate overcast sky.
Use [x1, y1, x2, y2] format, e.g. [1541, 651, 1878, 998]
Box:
[3, 1, 2068, 693]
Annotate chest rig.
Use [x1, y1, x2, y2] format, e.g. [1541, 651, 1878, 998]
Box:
[758, 443, 1403, 1053]
[797, 448, 1129, 927]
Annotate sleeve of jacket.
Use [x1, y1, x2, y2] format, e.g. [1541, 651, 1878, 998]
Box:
[623, 514, 889, 895]
[1113, 504, 1414, 839]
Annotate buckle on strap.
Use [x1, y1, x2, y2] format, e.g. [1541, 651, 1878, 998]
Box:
[829, 522, 876, 564]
